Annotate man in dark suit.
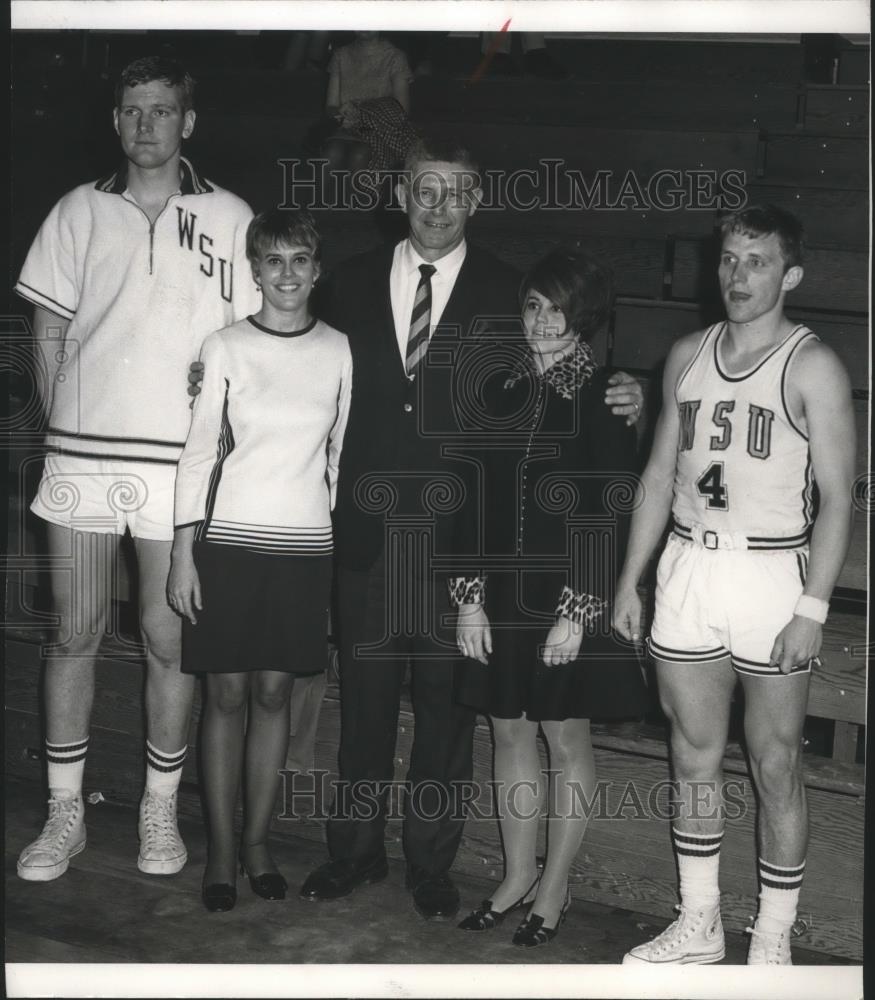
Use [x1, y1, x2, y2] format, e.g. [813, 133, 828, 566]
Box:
[300, 136, 644, 918]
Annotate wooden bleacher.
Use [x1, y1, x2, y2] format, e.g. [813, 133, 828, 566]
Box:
[6, 32, 869, 963]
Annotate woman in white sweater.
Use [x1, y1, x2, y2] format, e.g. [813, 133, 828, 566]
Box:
[168, 210, 352, 911]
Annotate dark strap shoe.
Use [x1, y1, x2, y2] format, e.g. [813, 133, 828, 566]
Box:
[512, 888, 572, 947]
[406, 868, 461, 920]
[299, 855, 388, 901]
[457, 876, 540, 931]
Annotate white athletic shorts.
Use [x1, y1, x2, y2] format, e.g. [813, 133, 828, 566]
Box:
[647, 532, 812, 677]
[31, 452, 176, 541]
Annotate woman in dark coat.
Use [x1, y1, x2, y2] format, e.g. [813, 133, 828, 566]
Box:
[452, 248, 649, 946]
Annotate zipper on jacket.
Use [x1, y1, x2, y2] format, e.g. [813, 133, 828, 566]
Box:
[122, 192, 180, 276]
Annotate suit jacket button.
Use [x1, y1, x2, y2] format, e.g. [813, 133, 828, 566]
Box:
[403, 403, 413, 413]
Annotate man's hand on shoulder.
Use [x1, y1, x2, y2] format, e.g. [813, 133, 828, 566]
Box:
[605, 370, 644, 426]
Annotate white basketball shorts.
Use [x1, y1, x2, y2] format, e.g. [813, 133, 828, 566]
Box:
[648, 532, 812, 676]
[31, 452, 176, 541]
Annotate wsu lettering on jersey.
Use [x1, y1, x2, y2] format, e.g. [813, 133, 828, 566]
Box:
[672, 324, 816, 535]
[177, 207, 234, 303]
[678, 399, 775, 460]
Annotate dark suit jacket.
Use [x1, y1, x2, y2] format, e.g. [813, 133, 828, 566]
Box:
[315, 241, 521, 571]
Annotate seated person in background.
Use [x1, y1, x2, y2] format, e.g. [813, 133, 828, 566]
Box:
[283, 30, 332, 72]
[168, 209, 352, 912]
[319, 31, 418, 172]
[453, 249, 649, 947]
[386, 31, 448, 78]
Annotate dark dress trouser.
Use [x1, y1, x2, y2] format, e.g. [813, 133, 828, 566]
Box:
[327, 554, 476, 876]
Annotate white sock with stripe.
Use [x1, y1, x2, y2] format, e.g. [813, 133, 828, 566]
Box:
[672, 826, 723, 913]
[46, 737, 89, 798]
[756, 858, 805, 934]
[144, 741, 187, 795]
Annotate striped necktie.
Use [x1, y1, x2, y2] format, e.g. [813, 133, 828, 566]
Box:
[405, 263, 437, 376]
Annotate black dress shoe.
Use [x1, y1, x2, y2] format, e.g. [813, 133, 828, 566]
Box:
[202, 882, 237, 912]
[406, 869, 460, 920]
[299, 855, 388, 901]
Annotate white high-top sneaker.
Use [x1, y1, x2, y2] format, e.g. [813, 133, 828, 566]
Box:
[745, 921, 793, 965]
[623, 904, 725, 965]
[137, 789, 187, 875]
[17, 793, 86, 882]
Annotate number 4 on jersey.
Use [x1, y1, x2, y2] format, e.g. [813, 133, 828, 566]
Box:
[696, 462, 728, 510]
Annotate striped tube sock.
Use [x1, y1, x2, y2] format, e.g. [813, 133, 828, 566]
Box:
[756, 858, 805, 934]
[144, 741, 187, 795]
[46, 737, 89, 797]
[672, 826, 723, 911]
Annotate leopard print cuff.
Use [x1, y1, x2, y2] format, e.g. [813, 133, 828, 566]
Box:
[448, 576, 486, 607]
[555, 585, 607, 626]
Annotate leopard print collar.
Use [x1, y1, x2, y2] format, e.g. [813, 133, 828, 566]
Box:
[504, 340, 598, 400]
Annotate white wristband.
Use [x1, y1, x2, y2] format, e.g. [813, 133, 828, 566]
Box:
[794, 595, 829, 624]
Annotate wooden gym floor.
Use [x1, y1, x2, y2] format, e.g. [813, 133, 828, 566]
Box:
[5, 778, 849, 969]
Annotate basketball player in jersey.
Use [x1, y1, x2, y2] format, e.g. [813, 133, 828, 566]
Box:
[612, 205, 855, 965]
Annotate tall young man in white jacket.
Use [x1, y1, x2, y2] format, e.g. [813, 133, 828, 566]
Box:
[15, 56, 259, 882]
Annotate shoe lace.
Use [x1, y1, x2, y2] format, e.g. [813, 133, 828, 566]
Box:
[141, 792, 177, 842]
[649, 905, 706, 954]
[33, 797, 79, 850]
[745, 924, 789, 963]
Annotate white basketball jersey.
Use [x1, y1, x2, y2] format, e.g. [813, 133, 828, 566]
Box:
[672, 322, 816, 542]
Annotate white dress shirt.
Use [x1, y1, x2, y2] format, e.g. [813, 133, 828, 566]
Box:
[389, 238, 468, 368]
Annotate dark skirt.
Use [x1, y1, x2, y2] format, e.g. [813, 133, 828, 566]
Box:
[181, 541, 331, 675]
[454, 569, 650, 722]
